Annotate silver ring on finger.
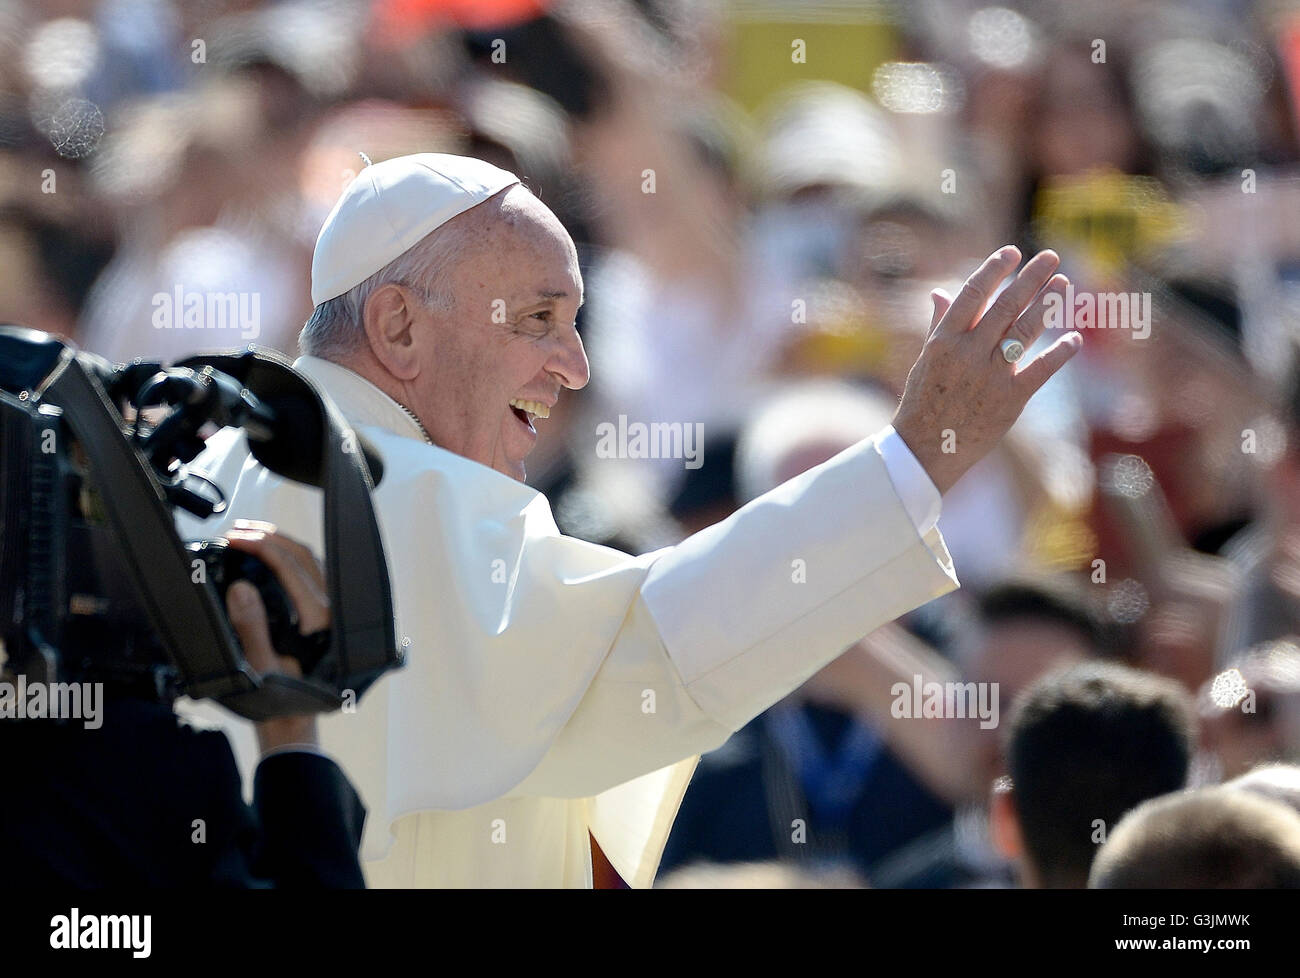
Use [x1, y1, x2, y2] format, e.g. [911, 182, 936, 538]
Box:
[999, 338, 1025, 364]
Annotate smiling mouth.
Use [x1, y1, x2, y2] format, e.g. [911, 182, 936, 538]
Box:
[508, 398, 551, 434]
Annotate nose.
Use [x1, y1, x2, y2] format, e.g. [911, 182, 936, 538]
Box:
[548, 323, 590, 391]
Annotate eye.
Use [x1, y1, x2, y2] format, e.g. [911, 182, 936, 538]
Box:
[530, 310, 553, 323]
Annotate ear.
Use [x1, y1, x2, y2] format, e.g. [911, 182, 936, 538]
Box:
[362, 283, 425, 382]
[990, 780, 1023, 862]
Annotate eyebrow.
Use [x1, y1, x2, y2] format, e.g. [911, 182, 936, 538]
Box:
[537, 289, 584, 308]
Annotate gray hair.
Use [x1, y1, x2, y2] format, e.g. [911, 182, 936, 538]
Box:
[298, 219, 469, 360]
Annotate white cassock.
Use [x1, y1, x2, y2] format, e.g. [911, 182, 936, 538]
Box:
[175, 355, 959, 887]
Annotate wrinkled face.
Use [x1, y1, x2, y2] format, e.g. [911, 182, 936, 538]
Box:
[410, 186, 588, 481]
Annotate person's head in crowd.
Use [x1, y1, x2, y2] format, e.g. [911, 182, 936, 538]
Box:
[751, 81, 903, 283]
[456, 76, 587, 241]
[991, 662, 1195, 888]
[1089, 787, 1300, 888]
[1023, 33, 1154, 191]
[959, 577, 1110, 788]
[0, 204, 113, 340]
[1129, 37, 1271, 182]
[653, 378, 895, 542]
[667, 430, 739, 537]
[850, 193, 971, 294]
[734, 379, 896, 503]
[1229, 763, 1300, 817]
[961, 577, 1109, 700]
[1199, 640, 1300, 780]
[1135, 273, 1262, 558]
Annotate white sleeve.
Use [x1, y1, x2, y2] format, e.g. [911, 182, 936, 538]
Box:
[518, 429, 960, 795]
[876, 424, 943, 535]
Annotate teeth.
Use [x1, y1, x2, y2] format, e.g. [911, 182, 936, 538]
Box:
[509, 398, 550, 419]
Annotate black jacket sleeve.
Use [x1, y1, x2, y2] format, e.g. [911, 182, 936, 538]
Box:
[251, 751, 368, 889]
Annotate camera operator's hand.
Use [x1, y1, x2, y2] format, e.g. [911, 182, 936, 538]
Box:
[223, 520, 330, 756]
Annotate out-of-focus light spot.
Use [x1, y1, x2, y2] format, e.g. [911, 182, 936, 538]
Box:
[36, 96, 104, 158]
[24, 18, 100, 90]
[1101, 453, 1155, 499]
[872, 62, 959, 115]
[968, 7, 1036, 70]
[1107, 577, 1150, 624]
[1209, 667, 1250, 709]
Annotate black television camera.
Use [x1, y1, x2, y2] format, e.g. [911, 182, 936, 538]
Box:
[0, 326, 403, 719]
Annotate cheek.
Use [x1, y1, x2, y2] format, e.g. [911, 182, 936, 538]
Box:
[501, 336, 552, 385]
[436, 328, 503, 394]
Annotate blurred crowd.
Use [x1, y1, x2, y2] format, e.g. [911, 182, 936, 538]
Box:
[6, 0, 1300, 887]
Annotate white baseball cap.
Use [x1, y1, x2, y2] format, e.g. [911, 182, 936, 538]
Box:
[310, 152, 520, 306]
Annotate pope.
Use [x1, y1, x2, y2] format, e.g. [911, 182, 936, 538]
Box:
[178, 153, 1081, 888]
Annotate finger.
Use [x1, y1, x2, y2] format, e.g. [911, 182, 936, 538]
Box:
[226, 580, 278, 676]
[226, 529, 326, 599]
[231, 532, 329, 632]
[1015, 330, 1084, 398]
[997, 274, 1069, 359]
[259, 533, 327, 595]
[935, 246, 1021, 338]
[226, 531, 329, 633]
[257, 537, 329, 632]
[974, 249, 1060, 346]
[926, 288, 953, 340]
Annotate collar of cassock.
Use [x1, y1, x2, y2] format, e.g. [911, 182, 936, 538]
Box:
[294, 355, 434, 446]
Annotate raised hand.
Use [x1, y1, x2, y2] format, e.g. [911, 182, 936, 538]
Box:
[892, 246, 1083, 495]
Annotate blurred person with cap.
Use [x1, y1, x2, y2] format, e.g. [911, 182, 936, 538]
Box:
[179, 151, 1081, 888]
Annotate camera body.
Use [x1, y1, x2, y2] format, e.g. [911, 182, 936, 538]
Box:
[0, 326, 401, 719]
